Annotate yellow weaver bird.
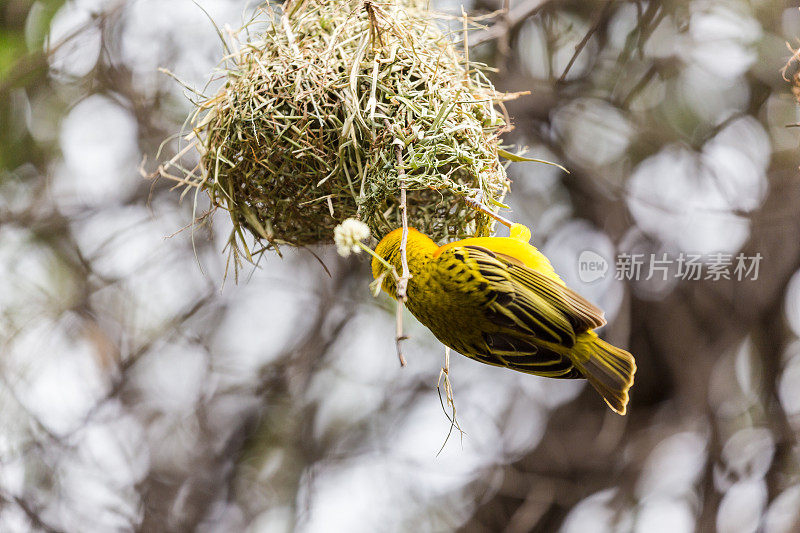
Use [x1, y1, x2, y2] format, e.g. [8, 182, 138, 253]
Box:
[372, 223, 636, 414]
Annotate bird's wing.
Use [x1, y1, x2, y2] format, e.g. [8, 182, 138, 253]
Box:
[433, 245, 579, 347]
[491, 249, 607, 332]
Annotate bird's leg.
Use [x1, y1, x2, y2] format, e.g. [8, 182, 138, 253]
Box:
[437, 346, 464, 454]
[465, 191, 514, 228]
[443, 347, 453, 409]
[438, 346, 451, 394]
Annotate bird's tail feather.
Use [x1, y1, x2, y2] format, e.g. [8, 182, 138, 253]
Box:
[571, 335, 636, 415]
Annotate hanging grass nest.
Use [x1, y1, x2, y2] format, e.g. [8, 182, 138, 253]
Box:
[163, 0, 520, 263]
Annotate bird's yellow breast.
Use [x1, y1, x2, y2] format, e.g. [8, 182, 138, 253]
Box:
[403, 250, 499, 356]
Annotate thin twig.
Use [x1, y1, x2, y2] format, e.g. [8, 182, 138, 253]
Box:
[619, 63, 657, 108]
[386, 119, 409, 367]
[462, 6, 470, 85]
[465, 191, 514, 228]
[471, 0, 551, 47]
[558, 0, 613, 83]
[0, 1, 125, 98]
[0, 491, 67, 533]
[498, 0, 511, 58]
[395, 300, 407, 367]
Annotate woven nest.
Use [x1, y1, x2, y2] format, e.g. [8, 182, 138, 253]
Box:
[163, 0, 519, 263]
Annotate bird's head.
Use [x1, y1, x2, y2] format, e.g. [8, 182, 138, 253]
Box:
[371, 227, 436, 297]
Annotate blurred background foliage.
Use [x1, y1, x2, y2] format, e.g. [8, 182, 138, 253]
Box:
[0, 0, 64, 170]
[1, 0, 800, 532]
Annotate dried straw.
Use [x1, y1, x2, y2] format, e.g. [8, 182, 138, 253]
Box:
[161, 0, 518, 267]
